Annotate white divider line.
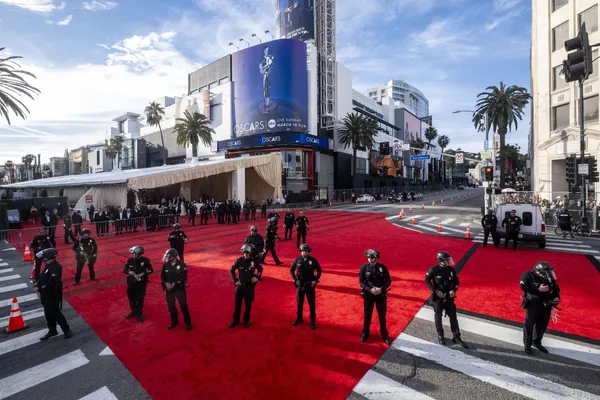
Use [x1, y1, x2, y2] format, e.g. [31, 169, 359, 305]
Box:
[0, 283, 27, 294]
[421, 217, 439, 224]
[392, 333, 596, 400]
[407, 224, 450, 235]
[0, 294, 39, 308]
[459, 222, 472, 227]
[1, 248, 16, 252]
[0, 263, 8, 267]
[546, 246, 598, 254]
[440, 218, 456, 225]
[414, 307, 600, 368]
[0, 275, 20, 283]
[385, 216, 399, 220]
[79, 386, 118, 400]
[0, 269, 14, 274]
[0, 329, 63, 356]
[546, 238, 583, 244]
[0, 350, 90, 399]
[353, 369, 435, 400]
[424, 223, 467, 234]
[542, 242, 591, 249]
[0, 308, 44, 328]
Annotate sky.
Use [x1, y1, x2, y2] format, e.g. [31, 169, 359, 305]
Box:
[0, 0, 532, 164]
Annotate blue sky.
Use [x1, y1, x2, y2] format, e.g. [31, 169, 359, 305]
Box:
[0, 0, 532, 163]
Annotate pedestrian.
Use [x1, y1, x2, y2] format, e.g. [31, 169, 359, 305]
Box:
[424, 251, 468, 348]
[168, 223, 188, 261]
[290, 244, 322, 329]
[481, 208, 499, 248]
[72, 228, 98, 285]
[359, 249, 391, 345]
[33, 248, 73, 341]
[161, 248, 192, 331]
[502, 209, 522, 251]
[295, 211, 309, 249]
[229, 244, 263, 328]
[124, 245, 153, 322]
[520, 261, 560, 355]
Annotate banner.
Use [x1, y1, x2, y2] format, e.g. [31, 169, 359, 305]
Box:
[275, 0, 315, 41]
[217, 132, 327, 151]
[369, 150, 402, 177]
[231, 39, 308, 138]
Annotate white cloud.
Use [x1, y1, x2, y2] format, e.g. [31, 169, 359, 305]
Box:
[56, 14, 71, 25]
[409, 18, 479, 59]
[0, 0, 64, 12]
[81, 0, 117, 11]
[493, 0, 522, 12]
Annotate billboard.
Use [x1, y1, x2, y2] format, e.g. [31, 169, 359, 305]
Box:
[231, 39, 308, 138]
[217, 132, 327, 151]
[175, 91, 211, 120]
[275, 0, 315, 41]
[369, 150, 403, 177]
[403, 110, 421, 142]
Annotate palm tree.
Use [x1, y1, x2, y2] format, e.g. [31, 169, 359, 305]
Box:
[473, 81, 531, 188]
[104, 136, 125, 171]
[144, 101, 167, 165]
[173, 110, 215, 161]
[0, 48, 41, 124]
[424, 126, 438, 149]
[21, 154, 35, 180]
[437, 135, 450, 154]
[338, 112, 379, 176]
[4, 160, 14, 183]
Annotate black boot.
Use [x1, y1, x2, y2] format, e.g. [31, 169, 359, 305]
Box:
[40, 330, 58, 341]
[438, 336, 446, 345]
[360, 333, 368, 342]
[524, 345, 533, 355]
[453, 337, 469, 349]
[63, 330, 73, 339]
[533, 342, 549, 353]
[168, 313, 178, 329]
[229, 321, 239, 328]
[292, 319, 302, 326]
[126, 312, 135, 319]
[186, 323, 192, 331]
[311, 321, 317, 330]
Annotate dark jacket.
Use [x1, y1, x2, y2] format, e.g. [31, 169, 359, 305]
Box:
[31, 235, 52, 253]
[481, 214, 498, 230]
[359, 262, 391, 293]
[124, 256, 153, 284]
[230, 256, 263, 284]
[520, 270, 560, 302]
[245, 233, 265, 254]
[73, 237, 98, 256]
[425, 265, 459, 299]
[295, 216, 309, 231]
[36, 260, 63, 297]
[161, 260, 188, 291]
[168, 230, 188, 248]
[290, 256, 322, 283]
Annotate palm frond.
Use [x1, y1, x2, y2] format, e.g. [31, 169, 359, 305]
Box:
[0, 48, 40, 124]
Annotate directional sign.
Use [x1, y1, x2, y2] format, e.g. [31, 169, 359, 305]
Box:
[484, 141, 489, 150]
[456, 153, 464, 164]
[401, 143, 411, 151]
[578, 163, 589, 175]
[410, 155, 431, 161]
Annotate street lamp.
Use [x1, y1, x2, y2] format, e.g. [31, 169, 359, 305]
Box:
[239, 38, 250, 48]
[228, 42, 239, 51]
[265, 30, 274, 39]
[251, 33, 262, 43]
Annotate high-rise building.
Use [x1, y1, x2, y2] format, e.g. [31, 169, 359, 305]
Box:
[531, 0, 599, 199]
[365, 80, 430, 118]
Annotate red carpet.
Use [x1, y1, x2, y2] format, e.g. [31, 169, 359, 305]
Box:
[457, 247, 600, 340]
[52, 211, 474, 400]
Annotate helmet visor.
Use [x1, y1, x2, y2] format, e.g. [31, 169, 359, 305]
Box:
[440, 257, 455, 267]
[36, 250, 45, 259]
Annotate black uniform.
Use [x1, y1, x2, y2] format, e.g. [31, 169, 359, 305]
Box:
[161, 260, 191, 326]
[359, 262, 391, 339]
[558, 212, 573, 237]
[230, 256, 263, 324]
[73, 237, 98, 283]
[63, 214, 77, 244]
[502, 215, 522, 250]
[31, 235, 52, 279]
[36, 260, 71, 335]
[425, 265, 462, 340]
[245, 233, 265, 256]
[290, 255, 322, 324]
[124, 256, 153, 318]
[261, 224, 282, 264]
[284, 212, 295, 240]
[295, 215, 309, 249]
[481, 213, 499, 248]
[520, 270, 560, 348]
[168, 230, 188, 261]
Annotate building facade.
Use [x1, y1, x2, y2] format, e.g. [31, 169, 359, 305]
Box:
[531, 0, 600, 200]
[365, 79, 430, 118]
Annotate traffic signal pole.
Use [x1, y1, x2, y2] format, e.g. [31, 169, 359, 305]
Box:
[580, 79, 588, 225]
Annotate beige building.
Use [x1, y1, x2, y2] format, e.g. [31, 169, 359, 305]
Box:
[531, 0, 600, 199]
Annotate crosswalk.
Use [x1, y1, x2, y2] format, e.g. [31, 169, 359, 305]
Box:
[350, 306, 600, 400]
[0, 247, 147, 400]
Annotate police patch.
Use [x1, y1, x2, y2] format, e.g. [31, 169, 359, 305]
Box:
[177, 265, 180, 270]
[379, 267, 382, 272]
[141, 262, 145, 266]
[309, 261, 313, 266]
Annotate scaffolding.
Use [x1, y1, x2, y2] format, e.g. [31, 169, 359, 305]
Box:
[316, 0, 336, 127]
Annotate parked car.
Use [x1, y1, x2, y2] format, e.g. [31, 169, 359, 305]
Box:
[356, 194, 375, 203]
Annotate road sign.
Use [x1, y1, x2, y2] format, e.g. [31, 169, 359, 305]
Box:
[85, 195, 93, 203]
[410, 155, 431, 161]
[578, 163, 589, 175]
[484, 141, 488, 150]
[401, 143, 410, 151]
[456, 153, 464, 164]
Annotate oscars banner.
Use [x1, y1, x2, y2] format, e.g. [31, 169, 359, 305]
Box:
[231, 39, 309, 138]
[275, 0, 315, 42]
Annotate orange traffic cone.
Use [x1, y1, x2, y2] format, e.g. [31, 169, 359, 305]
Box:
[23, 245, 32, 262]
[409, 206, 413, 213]
[465, 226, 471, 239]
[5, 297, 28, 334]
[411, 217, 416, 225]
[432, 201, 435, 207]
[398, 210, 404, 220]
[30, 264, 35, 280]
[437, 223, 443, 232]
[421, 204, 425, 210]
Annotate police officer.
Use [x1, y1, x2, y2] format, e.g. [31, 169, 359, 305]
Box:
[359, 249, 391, 345]
[72, 228, 98, 285]
[284, 210, 295, 240]
[520, 261, 560, 355]
[31, 227, 53, 281]
[33, 248, 73, 340]
[229, 244, 263, 328]
[558, 208, 575, 239]
[481, 208, 499, 248]
[161, 248, 192, 331]
[295, 212, 310, 249]
[245, 226, 264, 257]
[262, 217, 283, 265]
[424, 251, 468, 348]
[63, 210, 77, 244]
[290, 244, 322, 329]
[502, 209, 522, 251]
[168, 223, 188, 261]
[124, 246, 153, 322]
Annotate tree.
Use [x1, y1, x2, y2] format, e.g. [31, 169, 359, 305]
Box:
[0, 48, 41, 124]
[338, 112, 378, 176]
[504, 143, 526, 172]
[424, 126, 438, 149]
[21, 154, 35, 180]
[3, 160, 14, 183]
[145, 101, 167, 165]
[437, 135, 450, 154]
[173, 110, 215, 160]
[104, 136, 125, 171]
[473, 81, 531, 188]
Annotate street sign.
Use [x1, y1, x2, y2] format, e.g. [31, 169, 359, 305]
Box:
[401, 144, 410, 151]
[85, 195, 93, 203]
[578, 163, 589, 175]
[484, 141, 488, 150]
[456, 153, 464, 164]
[410, 155, 431, 161]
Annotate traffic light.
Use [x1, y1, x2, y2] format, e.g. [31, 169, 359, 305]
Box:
[566, 155, 576, 185]
[563, 22, 593, 82]
[591, 157, 599, 183]
[484, 166, 493, 181]
[379, 142, 390, 155]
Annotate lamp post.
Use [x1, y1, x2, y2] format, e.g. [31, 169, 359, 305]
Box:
[239, 38, 250, 48]
[265, 30, 274, 39]
[251, 33, 262, 43]
[228, 42, 239, 51]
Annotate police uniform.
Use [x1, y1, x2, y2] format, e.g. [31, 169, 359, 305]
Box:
[359, 259, 391, 342]
[168, 229, 188, 261]
[262, 220, 283, 265]
[36, 254, 72, 340]
[230, 252, 263, 327]
[124, 253, 153, 321]
[73, 236, 98, 284]
[502, 212, 522, 250]
[245, 232, 265, 256]
[161, 256, 191, 330]
[481, 212, 499, 248]
[290, 253, 322, 328]
[31, 234, 52, 279]
[557, 210, 574, 238]
[295, 214, 309, 248]
[284, 211, 295, 240]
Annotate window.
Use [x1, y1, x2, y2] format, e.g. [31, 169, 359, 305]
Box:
[552, 103, 570, 130]
[579, 5, 598, 33]
[219, 77, 229, 85]
[96, 151, 100, 165]
[553, 65, 568, 90]
[552, 21, 569, 52]
[591, 49, 600, 79]
[522, 212, 533, 226]
[208, 81, 218, 89]
[577, 95, 600, 124]
[356, 158, 367, 174]
[552, 0, 568, 12]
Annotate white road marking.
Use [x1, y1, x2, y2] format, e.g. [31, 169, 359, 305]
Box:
[79, 386, 118, 400]
[542, 242, 591, 248]
[1, 248, 15, 251]
[546, 246, 598, 254]
[459, 222, 472, 227]
[0, 308, 45, 328]
[0, 283, 27, 294]
[0, 294, 39, 308]
[385, 216, 399, 220]
[404, 223, 450, 235]
[99, 346, 114, 356]
[546, 238, 583, 244]
[0, 263, 8, 267]
[0, 350, 90, 399]
[420, 217, 439, 223]
[440, 218, 456, 225]
[0, 275, 20, 282]
[414, 307, 600, 368]
[391, 224, 423, 234]
[424, 223, 468, 234]
[0, 329, 63, 356]
[393, 334, 598, 400]
[0, 269, 14, 274]
[353, 369, 435, 400]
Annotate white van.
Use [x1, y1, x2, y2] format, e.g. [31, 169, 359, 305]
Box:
[495, 203, 546, 248]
